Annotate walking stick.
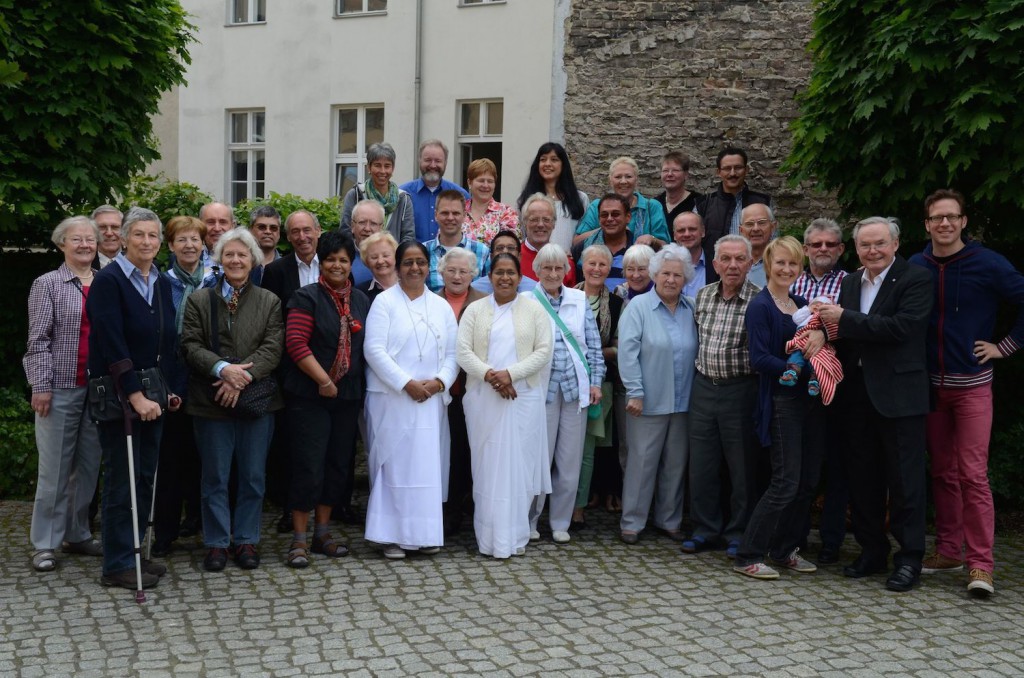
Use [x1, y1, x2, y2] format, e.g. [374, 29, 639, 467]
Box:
[110, 359, 146, 603]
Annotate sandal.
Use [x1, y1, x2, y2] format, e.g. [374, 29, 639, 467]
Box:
[311, 533, 349, 558]
[286, 541, 309, 568]
[32, 549, 57, 572]
[778, 369, 799, 386]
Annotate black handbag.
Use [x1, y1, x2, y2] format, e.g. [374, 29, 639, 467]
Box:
[87, 283, 171, 423]
[207, 287, 275, 419]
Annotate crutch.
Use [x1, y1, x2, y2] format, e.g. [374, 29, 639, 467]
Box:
[111, 360, 146, 603]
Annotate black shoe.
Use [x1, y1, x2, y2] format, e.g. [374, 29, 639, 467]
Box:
[276, 510, 293, 534]
[178, 518, 201, 538]
[141, 559, 167, 578]
[842, 554, 888, 578]
[443, 512, 462, 537]
[203, 547, 229, 572]
[101, 569, 159, 589]
[885, 564, 920, 592]
[150, 541, 173, 558]
[234, 544, 261, 570]
[817, 545, 840, 565]
[336, 505, 363, 526]
[569, 520, 587, 532]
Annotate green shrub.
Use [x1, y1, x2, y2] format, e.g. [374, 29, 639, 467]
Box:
[115, 174, 214, 228]
[0, 386, 37, 500]
[234, 192, 342, 238]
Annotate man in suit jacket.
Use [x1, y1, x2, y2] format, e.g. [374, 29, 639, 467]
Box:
[816, 217, 933, 592]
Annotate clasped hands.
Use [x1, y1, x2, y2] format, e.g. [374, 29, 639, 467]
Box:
[484, 369, 517, 400]
[214, 362, 254, 409]
[404, 378, 443, 403]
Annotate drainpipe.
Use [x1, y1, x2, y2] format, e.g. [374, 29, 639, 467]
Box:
[413, 0, 423, 176]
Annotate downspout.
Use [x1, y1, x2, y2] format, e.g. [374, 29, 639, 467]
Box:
[413, 0, 423, 176]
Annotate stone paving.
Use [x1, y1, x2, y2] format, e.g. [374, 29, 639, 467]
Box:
[2, 497, 1023, 677]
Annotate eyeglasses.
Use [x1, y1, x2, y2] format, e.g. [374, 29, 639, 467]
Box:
[444, 268, 472, 277]
[740, 219, 772, 229]
[354, 219, 383, 228]
[492, 244, 519, 254]
[719, 165, 746, 174]
[526, 217, 554, 225]
[807, 241, 841, 249]
[67, 237, 98, 246]
[926, 214, 964, 226]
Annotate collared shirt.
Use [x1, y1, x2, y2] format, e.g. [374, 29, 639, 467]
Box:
[24, 264, 91, 391]
[398, 178, 470, 242]
[683, 249, 707, 300]
[97, 252, 116, 269]
[694, 279, 760, 379]
[541, 287, 605, 403]
[729, 193, 743, 235]
[655, 296, 692, 411]
[424, 235, 490, 293]
[747, 258, 766, 288]
[462, 198, 521, 244]
[791, 266, 846, 304]
[860, 258, 896, 314]
[114, 252, 159, 305]
[297, 254, 320, 287]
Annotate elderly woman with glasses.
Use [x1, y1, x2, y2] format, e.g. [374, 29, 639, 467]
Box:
[340, 142, 415, 244]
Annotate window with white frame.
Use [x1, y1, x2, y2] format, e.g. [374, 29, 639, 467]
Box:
[456, 99, 504, 198]
[228, 0, 266, 24]
[460, 0, 506, 6]
[228, 110, 265, 205]
[333, 105, 385, 197]
[336, 0, 387, 16]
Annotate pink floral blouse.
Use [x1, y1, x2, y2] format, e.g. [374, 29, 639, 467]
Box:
[462, 198, 521, 245]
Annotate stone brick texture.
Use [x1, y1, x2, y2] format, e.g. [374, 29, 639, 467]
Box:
[563, 0, 840, 228]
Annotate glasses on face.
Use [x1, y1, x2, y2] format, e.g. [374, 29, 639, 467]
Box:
[526, 217, 554, 226]
[741, 219, 772, 229]
[599, 211, 624, 220]
[856, 240, 893, 252]
[807, 241, 841, 249]
[926, 214, 964, 226]
[492, 244, 518, 254]
[354, 219, 383, 228]
[444, 267, 472, 277]
[67, 237, 98, 246]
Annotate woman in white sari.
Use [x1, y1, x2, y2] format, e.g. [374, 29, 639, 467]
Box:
[363, 241, 459, 559]
[457, 253, 553, 558]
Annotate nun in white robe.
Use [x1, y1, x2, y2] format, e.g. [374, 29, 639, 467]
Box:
[363, 252, 459, 553]
[457, 263, 553, 559]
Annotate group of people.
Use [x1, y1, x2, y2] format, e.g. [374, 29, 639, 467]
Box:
[23, 139, 1022, 601]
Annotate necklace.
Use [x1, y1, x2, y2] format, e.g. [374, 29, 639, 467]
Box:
[769, 289, 795, 310]
[403, 293, 431, 361]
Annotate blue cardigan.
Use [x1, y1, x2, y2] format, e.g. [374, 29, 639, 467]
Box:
[745, 288, 806, 447]
[87, 263, 180, 397]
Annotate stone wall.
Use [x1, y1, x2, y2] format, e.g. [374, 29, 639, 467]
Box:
[562, 0, 838, 225]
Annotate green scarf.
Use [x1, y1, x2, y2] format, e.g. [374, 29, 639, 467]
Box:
[364, 181, 399, 220]
[173, 261, 204, 333]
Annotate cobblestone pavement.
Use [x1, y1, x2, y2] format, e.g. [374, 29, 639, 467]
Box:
[2, 498, 1022, 677]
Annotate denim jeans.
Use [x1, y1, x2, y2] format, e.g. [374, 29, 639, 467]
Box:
[736, 390, 825, 565]
[194, 414, 274, 548]
[99, 418, 163, 576]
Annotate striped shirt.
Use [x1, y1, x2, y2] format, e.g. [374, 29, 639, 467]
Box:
[23, 264, 92, 392]
[542, 288, 605, 403]
[790, 267, 846, 304]
[424, 235, 490, 293]
[694, 280, 760, 379]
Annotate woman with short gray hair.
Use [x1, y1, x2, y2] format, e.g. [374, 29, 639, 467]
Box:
[340, 142, 415, 244]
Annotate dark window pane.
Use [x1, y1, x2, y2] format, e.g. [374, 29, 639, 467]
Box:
[231, 113, 248, 144]
[460, 103, 478, 136]
[254, 151, 265, 181]
[365, 107, 385, 150]
[338, 109, 357, 154]
[486, 101, 503, 135]
[368, 0, 387, 11]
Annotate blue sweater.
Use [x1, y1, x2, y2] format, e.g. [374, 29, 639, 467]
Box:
[910, 240, 1024, 386]
[745, 288, 806, 447]
[87, 263, 180, 397]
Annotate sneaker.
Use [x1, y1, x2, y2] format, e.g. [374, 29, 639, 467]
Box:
[62, 537, 102, 556]
[418, 546, 441, 555]
[529, 530, 541, 542]
[921, 552, 964, 574]
[967, 569, 994, 597]
[726, 540, 740, 558]
[383, 544, 406, 560]
[101, 569, 159, 589]
[773, 548, 818, 573]
[513, 546, 526, 556]
[733, 562, 780, 580]
[552, 531, 571, 544]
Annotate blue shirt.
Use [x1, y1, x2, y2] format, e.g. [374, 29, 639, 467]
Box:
[113, 252, 159, 305]
[351, 257, 373, 286]
[423, 235, 491, 293]
[683, 249, 707, 301]
[398, 178, 471, 242]
[655, 297, 690, 411]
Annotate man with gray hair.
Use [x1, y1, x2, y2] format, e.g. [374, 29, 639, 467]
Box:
[400, 139, 470, 242]
[91, 205, 123, 268]
[350, 199, 386, 286]
[199, 202, 236, 272]
[738, 203, 776, 288]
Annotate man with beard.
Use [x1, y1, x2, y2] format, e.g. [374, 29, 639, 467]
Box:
[399, 139, 470, 242]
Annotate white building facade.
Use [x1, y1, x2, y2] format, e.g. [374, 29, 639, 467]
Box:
[154, 0, 571, 206]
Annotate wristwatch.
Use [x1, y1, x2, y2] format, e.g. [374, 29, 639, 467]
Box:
[434, 377, 445, 394]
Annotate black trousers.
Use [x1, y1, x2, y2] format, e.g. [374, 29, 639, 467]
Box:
[286, 396, 360, 513]
[445, 393, 473, 517]
[840, 370, 927, 569]
[153, 408, 201, 545]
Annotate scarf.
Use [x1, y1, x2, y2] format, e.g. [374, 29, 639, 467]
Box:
[364, 181, 400, 220]
[318, 275, 354, 382]
[576, 282, 611, 345]
[173, 261, 205, 333]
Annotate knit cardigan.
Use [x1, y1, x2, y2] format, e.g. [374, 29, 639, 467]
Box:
[456, 294, 553, 389]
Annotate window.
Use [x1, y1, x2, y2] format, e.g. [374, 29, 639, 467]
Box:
[460, 0, 506, 5]
[333, 105, 385, 197]
[457, 99, 504, 199]
[336, 0, 387, 16]
[228, 110, 265, 205]
[228, 0, 266, 24]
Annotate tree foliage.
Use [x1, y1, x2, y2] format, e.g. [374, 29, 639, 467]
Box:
[0, 0, 194, 245]
[785, 1, 1024, 240]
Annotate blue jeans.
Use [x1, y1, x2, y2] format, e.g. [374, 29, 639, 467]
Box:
[736, 390, 825, 566]
[99, 418, 163, 576]
[194, 415, 274, 548]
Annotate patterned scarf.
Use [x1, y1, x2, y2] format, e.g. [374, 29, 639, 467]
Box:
[318, 276, 354, 382]
[364, 181, 400, 220]
[576, 281, 611, 345]
[173, 261, 204, 333]
[227, 281, 248, 316]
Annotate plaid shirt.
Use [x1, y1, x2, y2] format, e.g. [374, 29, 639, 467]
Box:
[790, 267, 846, 304]
[23, 263, 90, 392]
[540, 287, 606, 403]
[694, 279, 759, 379]
[424, 235, 491, 293]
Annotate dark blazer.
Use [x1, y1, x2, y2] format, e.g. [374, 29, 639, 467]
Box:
[261, 253, 303, 308]
[834, 255, 932, 418]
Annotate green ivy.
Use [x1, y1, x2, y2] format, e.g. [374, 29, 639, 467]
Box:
[0, 386, 37, 500]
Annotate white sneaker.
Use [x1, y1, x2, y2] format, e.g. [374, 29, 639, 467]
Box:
[529, 530, 541, 541]
[773, 548, 817, 573]
[418, 546, 440, 555]
[733, 562, 780, 580]
[382, 544, 405, 560]
[513, 547, 526, 556]
[552, 531, 570, 544]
